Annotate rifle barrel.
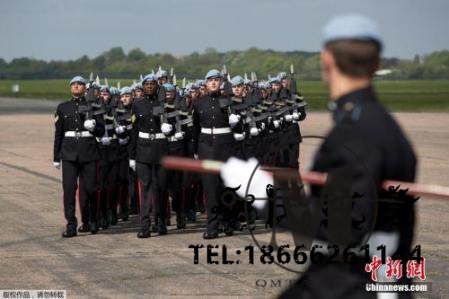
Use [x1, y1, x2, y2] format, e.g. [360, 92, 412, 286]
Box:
[161, 156, 449, 200]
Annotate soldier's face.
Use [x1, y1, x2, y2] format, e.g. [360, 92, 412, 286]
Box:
[100, 91, 111, 102]
[272, 83, 281, 92]
[70, 82, 85, 97]
[159, 77, 168, 85]
[281, 79, 289, 89]
[261, 89, 268, 98]
[144, 80, 158, 95]
[206, 78, 221, 93]
[191, 89, 200, 99]
[200, 86, 207, 96]
[165, 91, 175, 101]
[120, 94, 133, 106]
[134, 89, 143, 98]
[232, 84, 244, 97]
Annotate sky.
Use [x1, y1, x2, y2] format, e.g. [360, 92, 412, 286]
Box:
[0, 0, 448, 61]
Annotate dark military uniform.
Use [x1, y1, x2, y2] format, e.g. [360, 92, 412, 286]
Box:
[281, 86, 416, 298]
[193, 91, 235, 236]
[53, 96, 105, 234]
[130, 93, 169, 236]
[97, 99, 122, 228]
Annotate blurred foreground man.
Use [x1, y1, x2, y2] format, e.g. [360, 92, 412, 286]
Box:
[53, 76, 105, 237]
[279, 14, 417, 299]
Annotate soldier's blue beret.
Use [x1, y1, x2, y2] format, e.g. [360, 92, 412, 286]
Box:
[120, 86, 132, 95]
[269, 77, 281, 84]
[322, 14, 383, 50]
[205, 69, 223, 80]
[100, 85, 110, 93]
[163, 83, 175, 92]
[278, 72, 287, 80]
[230, 75, 244, 87]
[157, 70, 168, 79]
[109, 87, 120, 95]
[195, 79, 205, 86]
[142, 74, 158, 83]
[259, 81, 270, 89]
[69, 76, 86, 86]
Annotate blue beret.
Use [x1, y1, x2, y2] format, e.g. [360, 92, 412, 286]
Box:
[163, 83, 175, 92]
[230, 75, 244, 87]
[157, 70, 168, 79]
[100, 85, 110, 93]
[322, 14, 383, 50]
[259, 81, 270, 90]
[120, 86, 132, 96]
[69, 76, 86, 86]
[195, 79, 205, 86]
[133, 82, 143, 90]
[269, 77, 281, 84]
[278, 72, 287, 80]
[205, 69, 222, 80]
[109, 87, 119, 96]
[142, 74, 158, 83]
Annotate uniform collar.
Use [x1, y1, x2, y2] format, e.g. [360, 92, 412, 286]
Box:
[72, 96, 85, 102]
[329, 86, 375, 123]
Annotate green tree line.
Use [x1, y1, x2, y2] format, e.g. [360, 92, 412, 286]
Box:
[0, 47, 448, 80]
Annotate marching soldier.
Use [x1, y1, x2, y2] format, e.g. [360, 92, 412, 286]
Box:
[97, 86, 121, 228]
[183, 83, 205, 222]
[129, 74, 169, 238]
[53, 76, 105, 237]
[192, 69, 235, 239]
[114, 86, 134, 221]
[160, 83, 187, 229]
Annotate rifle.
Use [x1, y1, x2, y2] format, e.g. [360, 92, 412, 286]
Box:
[78, 72, 105, 119]
[289, 64, 298, 97]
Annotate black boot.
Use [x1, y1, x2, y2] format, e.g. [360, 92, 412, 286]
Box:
[176, 212, 186, 229]
[77, 223, 89, 233]
[90, 222, 98, 234]
[158, 218, 168, 235]
[202, 231, 219, 239]
[137, 228, 151, 238]
[62, 225, 77, 238]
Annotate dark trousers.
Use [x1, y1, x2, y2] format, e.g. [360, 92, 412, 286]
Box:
[128, 167, 139, 213]
[98, 160, 119, 221]
[136, 162, 166, 230]
[62, 160, 97, 228]
[117, 159, 129, 218]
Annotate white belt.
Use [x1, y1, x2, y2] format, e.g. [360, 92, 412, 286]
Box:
[201, 127, 232, 134]
[167, 136, 178, 142]
[105, 124, 114, 130]
[64, 131, 93, 138]
[138, 132, 166, 139]
[126, 124, 132, 130]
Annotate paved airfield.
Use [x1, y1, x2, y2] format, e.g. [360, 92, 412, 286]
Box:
[0, 97, 448, 298]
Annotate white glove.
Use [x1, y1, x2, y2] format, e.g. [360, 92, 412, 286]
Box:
[273, 120, 280, 128]
[228, 114, 241, 127]
[194, 154, 199, 160]
[118, 137, 128, 145]
[84, 119, 96, 131]
[100, 136, 111, 146]
[250, 127, 259, 136]
[115, 125, 126, 134]
[259, 122, 266, 131]
[161, 123, 173, 135]
[220, 157, 273, 211]
[292, 112, 299, 120]
[174, 132, 184, 140]
[233, 132, 245, 141]
[285, 114, 293, 122]
[53, 161, 61, 169]
[129, 159, 136, 171]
